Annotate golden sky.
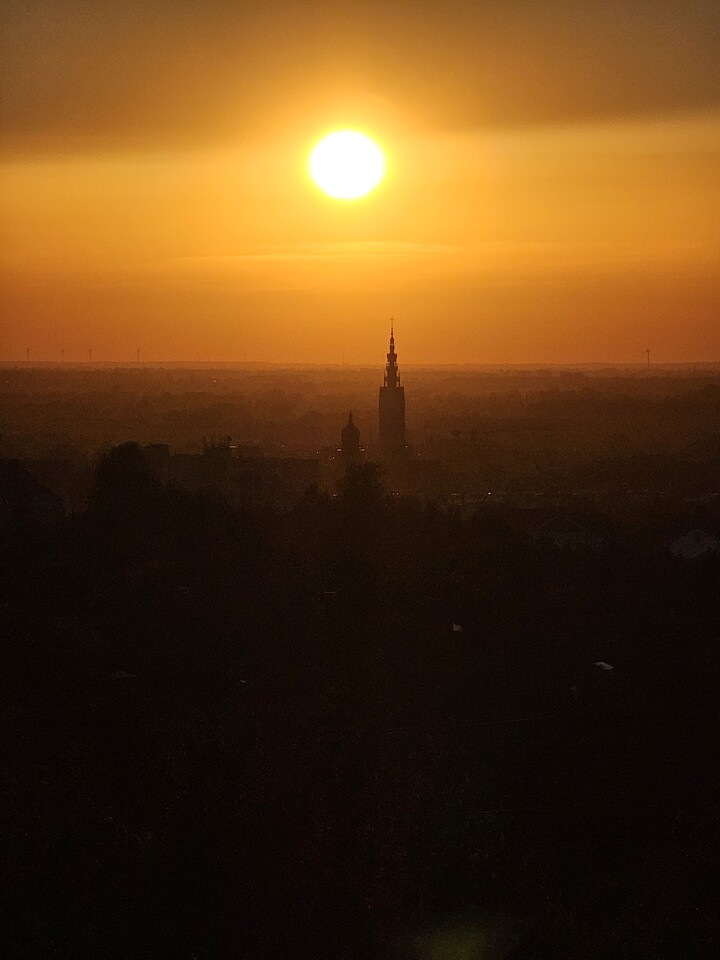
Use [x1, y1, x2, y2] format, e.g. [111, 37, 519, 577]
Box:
[2, 1, 719, 363]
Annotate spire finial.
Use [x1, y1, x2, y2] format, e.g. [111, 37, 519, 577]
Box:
[383, 320, 400, 388]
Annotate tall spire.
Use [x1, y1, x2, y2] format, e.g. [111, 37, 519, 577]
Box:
[378, 319, 406, 460]
[384, 319, 400, 388]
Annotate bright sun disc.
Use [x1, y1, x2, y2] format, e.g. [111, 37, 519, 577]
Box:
[309, 130, 385, 200]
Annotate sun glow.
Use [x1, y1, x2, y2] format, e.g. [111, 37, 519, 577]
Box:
[309, 131, 385, 200]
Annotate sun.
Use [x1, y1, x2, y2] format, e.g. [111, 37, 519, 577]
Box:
[309, 130, 385, 200]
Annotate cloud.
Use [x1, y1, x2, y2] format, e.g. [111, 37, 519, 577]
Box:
[2, 1, 719, 157]
[169, 242, 464, 265]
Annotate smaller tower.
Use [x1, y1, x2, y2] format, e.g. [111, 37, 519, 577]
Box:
[341, 411, 361, 463]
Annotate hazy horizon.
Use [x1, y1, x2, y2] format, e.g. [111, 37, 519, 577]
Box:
[4, 357, 720, 371]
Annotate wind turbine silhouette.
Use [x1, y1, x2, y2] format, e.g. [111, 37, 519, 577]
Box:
[643, 344, 651, 369]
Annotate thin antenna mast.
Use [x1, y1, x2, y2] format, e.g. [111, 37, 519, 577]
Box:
[643, 344, 651, 370]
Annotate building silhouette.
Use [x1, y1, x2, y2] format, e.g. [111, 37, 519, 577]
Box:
[341, 411, 361, 463]
[141, 440, 318, 508]
[378, 321, 406, 460]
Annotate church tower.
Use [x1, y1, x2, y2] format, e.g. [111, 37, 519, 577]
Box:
[378, 321, 406, 459]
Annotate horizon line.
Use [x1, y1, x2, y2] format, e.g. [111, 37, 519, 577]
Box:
[3, 359, 720, 371]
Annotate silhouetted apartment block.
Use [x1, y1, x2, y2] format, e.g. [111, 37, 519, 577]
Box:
[142, 441, 318, 507]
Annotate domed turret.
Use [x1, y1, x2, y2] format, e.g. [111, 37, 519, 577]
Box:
[341, 411, 360, 461]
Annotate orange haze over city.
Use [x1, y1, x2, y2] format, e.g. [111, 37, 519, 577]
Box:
[2, 1, 719, 365]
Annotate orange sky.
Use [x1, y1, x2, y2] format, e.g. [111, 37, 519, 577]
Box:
[2, 1, 719, 363]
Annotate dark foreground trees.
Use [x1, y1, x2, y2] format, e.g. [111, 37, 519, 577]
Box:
[2, 449, 719, 958]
